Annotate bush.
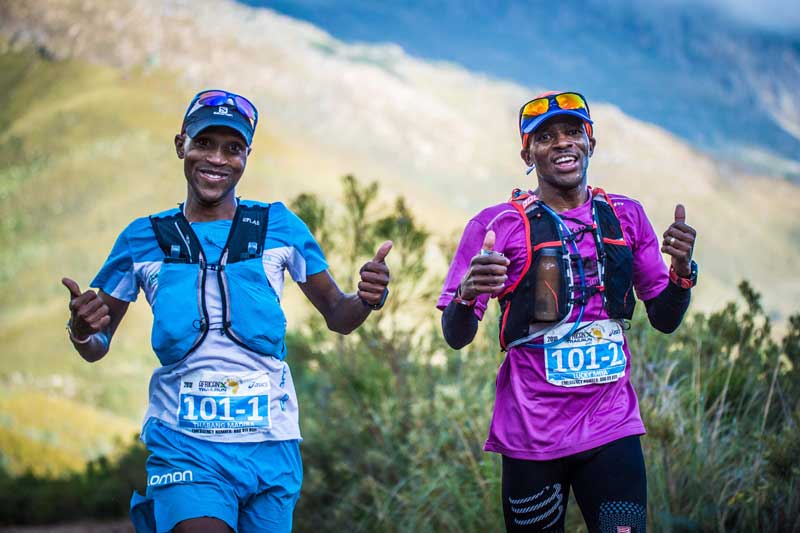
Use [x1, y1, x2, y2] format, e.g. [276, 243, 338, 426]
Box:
[0, 434, 147, 525]
[4, 176, 798, 531]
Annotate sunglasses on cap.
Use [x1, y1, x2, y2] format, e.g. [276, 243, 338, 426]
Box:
[183, 90, 259, 130]
[519, 92, 592, 141]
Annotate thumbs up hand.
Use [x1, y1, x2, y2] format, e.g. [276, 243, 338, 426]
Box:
[481, 230, 496, 255]
[62, 277, 111, 341]
[459, 230, 510, 302]
[661, 204, 697, 277]
[357, 241, 393, 309]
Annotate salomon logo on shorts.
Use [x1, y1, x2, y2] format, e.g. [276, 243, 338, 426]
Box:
[148, 469, 194, 487]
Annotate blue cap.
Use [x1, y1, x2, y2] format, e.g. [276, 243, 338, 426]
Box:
[521, 108, 593, 135]
[519, 92, 594, 140]
[183, 103, 254, 145]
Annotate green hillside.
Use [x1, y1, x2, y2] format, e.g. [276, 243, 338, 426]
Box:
[0, 37, 799, 478]
[0, 48, 450, 473]
[0, 49, 176, 472]
[0, 45, 798, 530]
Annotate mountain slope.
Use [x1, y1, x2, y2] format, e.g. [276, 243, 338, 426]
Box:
[2, 0, 796, 315]
[246, 0, 800, 179]
[0, 0, 798, 471]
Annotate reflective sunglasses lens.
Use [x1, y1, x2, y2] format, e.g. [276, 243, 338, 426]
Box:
[555, 93, 587, 110]
[234, 96, 257, 121]
[197, 91, 229, 106]
[522, 97, 550, 118]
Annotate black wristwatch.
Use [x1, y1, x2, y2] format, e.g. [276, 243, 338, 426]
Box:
[361, 288, 389, 310]
[669, 260, 698, 289]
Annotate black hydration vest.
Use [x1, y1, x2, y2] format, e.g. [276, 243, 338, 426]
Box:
[498, 188, 636, 351]
[147, 201, 284, 365]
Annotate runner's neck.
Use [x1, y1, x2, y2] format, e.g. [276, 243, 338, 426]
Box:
[534, 184, 589, 213]
[183, 195, 238, 222]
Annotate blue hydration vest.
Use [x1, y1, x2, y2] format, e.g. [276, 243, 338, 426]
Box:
[148, 201, 287, 366]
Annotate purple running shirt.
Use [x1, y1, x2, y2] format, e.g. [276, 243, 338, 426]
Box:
[437, 189, 668, 461]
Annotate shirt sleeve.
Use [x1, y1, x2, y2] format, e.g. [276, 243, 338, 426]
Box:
[90, 226, 140, 302]
[436, 218, 492, 320]
[284, 208, 329, 282]
[630, 204, 669, 302]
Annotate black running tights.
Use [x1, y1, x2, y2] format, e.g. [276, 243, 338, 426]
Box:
[502, 435, 647, 532]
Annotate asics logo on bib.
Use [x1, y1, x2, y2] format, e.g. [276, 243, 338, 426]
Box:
[148, 469, 193, 487]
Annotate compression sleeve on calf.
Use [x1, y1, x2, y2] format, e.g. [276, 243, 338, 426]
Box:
[441, 300, 480, 349]
[643, 281, 691, 334]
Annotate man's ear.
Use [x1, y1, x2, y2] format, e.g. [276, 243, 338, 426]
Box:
[175, 134, 186, 159]
[588, 136, 596, 157]
[520, 147, 533, 167]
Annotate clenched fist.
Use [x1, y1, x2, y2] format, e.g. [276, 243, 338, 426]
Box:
[62, 277, 110, 340]
[458, 230, 509, 301]
[661, 204, 696, 277]
[357, 241, 392, 308]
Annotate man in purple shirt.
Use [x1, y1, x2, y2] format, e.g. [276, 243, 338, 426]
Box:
[438, 91, 697, 532]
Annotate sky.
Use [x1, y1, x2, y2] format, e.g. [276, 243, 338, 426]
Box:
[663, 0, 800, 34]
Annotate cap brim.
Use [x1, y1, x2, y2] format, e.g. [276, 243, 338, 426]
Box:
[185, 118, 253, 145]
[521, 109, 593, 135]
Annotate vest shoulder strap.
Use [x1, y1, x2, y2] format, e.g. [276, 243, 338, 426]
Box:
[223, 203, 271, 264]
[149, 203, 271, 264]
[590, 187, 627, 243]
[149, 210, 203, 264]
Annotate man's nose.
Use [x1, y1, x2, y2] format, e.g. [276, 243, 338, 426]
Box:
[553, 132, 574, 147]
[206, 147, 226, 164]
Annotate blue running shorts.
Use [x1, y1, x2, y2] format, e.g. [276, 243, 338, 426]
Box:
[130, 420, 302, 533]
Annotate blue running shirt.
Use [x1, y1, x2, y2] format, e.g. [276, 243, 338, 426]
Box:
[91, 201, 328, 442]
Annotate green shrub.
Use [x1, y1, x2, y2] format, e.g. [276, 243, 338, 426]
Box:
[3, 176, 798, 532]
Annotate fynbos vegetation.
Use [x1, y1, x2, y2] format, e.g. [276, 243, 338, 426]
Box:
[2, 177, 798, 532]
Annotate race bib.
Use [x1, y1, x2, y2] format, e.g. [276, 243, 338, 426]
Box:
[543, 320, 626, 388]
[177, 370, 271, 435]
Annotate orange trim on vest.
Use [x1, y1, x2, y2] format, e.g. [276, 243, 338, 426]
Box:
[591, 186, 623, 222]
[533, 240, 562, 252]
[499, 304, 511, 350]
[497, 201, 532, 300]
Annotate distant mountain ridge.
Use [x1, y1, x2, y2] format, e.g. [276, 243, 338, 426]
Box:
[0, 0, 798, 474]
[245, 0, 800, 180]
[1, 0, 799, 319]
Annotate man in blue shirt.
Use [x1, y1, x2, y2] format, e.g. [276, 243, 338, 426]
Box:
[62, 89, 392, 532]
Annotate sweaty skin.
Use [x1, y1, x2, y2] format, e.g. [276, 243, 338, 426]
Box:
[178, 126, 249, 221]
[522, 115, 596, 211]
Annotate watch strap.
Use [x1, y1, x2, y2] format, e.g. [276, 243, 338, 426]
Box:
[669, 260, 698, 289]
[454, 286, 476, 307]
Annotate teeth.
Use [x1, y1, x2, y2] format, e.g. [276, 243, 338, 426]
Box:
[201, 170, 225, 178]
[555, 156, 576, 164]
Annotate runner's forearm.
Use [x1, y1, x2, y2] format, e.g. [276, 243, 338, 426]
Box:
[441, 300, 479, 349]
[644, 282, 691, 334]
[324, 293, 372, 335]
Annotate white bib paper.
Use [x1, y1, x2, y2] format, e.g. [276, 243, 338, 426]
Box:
[176, 370, 271, 435]
[543, 320, 626, 387]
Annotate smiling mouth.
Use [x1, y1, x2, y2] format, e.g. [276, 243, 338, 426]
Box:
[553, 154, 579, 170]
[197, 168, 229, 181]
